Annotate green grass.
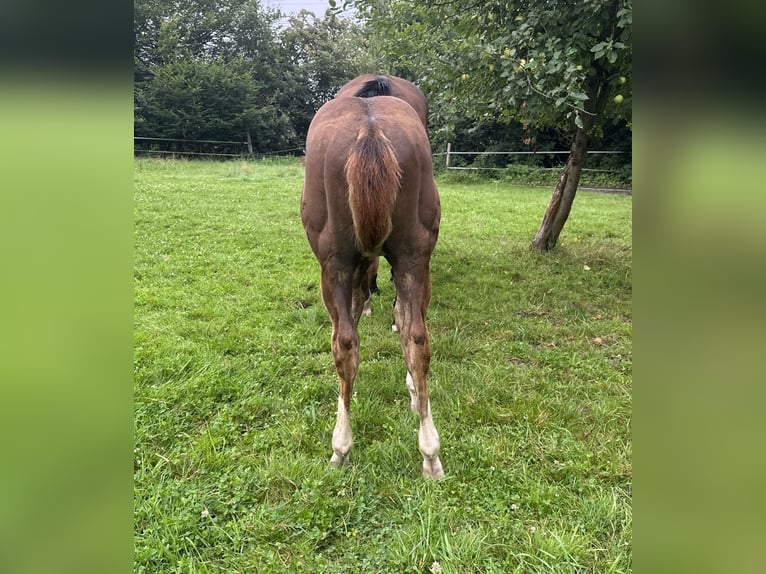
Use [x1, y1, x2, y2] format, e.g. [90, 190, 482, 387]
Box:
[134, 157, 632, 573]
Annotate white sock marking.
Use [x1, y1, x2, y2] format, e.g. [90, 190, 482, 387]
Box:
[419, 400, 444, 479]
[331, 396, 353, 465]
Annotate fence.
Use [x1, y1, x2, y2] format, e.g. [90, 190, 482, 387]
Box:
[439, 143, 627, 170]
[134, 136, 631, 191]
[436, 144, 631, 191]
[134, 136, 304, 158]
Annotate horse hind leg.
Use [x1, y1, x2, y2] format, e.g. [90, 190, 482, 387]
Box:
[329, 320, 357, 467]
[393, 265, 444, 479]
[320, 266, 360, 467]
[402, 318, 443, 479]
[362, 294, 373, 317]
[361, 258, 380, 317]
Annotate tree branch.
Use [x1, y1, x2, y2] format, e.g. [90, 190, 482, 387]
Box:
[520, 67, 596, 118]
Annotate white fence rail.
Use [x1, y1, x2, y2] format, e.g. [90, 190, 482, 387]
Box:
[436, 144, 632, 192]
[437, 143, 628, 170]
[134, 136, 304, 158]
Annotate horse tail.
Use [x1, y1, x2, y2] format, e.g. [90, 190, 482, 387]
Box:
[345, 120, 401, 254]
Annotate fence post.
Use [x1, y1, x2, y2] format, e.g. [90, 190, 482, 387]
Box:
[446, 142, 451, 168]
[246, 130, 253, 154]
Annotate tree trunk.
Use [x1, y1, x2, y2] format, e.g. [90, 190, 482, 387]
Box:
[531, 57, 615, 253]
[531, 126, 590, 252]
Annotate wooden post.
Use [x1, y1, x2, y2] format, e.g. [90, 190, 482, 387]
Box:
[246, 130, 253, 154]
[446, 142, 451, 168]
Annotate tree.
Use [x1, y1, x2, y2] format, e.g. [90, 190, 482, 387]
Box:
[136, 57, 296, 152]
[134, 0, 380, 154]
[279, 9, 380, 140]
[134, 0, 298, 152]
[337, 0, 632, 251]
[134, 0, 282, 68]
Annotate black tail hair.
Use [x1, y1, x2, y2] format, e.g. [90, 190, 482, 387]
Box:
[354, 75, 391, 98]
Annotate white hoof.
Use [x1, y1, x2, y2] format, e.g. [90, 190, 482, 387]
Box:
[330, 452, 349, 467]
[422, 456, 444, 479]
[362, 294, 372, 316]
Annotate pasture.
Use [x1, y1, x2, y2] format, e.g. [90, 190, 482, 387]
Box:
[134, 158, 632, 573]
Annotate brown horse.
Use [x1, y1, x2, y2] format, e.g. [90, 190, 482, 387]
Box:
[335, 75, 430, 319]
[301, 87, 443, 479]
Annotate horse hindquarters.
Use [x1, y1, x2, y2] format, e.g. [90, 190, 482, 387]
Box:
[302, 96, 443, 478]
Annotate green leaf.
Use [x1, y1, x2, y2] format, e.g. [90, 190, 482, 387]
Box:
[574, 113, 583, 129]
[344, 0, 631, 135]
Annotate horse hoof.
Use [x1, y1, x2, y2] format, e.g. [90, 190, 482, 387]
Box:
[422, 457, 444, 480]
[330, 452, 349, 468]
[391, 324, 399, 332]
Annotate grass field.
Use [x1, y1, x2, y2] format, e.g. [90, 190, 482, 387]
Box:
[134, 158, 632, 573]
